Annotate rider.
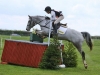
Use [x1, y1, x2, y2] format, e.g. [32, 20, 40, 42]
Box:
[44, 6, 64, 34]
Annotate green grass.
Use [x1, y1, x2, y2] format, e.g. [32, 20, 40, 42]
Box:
[0, 35, 100, 75]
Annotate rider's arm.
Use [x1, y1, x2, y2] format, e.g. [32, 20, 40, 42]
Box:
[50, 11, 56, 21]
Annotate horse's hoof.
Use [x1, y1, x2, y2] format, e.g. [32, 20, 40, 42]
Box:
[85, 66, 88, 69]
[84, 64, 88, 69]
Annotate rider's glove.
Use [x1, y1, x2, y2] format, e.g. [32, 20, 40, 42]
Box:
[45, 17, 50, 20]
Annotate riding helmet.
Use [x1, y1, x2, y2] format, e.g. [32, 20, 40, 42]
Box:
[44, 6, 51, 12]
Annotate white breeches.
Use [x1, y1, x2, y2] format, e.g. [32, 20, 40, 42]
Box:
[54, 16, 64, 24]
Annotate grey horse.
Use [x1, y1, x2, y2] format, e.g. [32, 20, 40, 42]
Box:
[26, 15, 93, 69]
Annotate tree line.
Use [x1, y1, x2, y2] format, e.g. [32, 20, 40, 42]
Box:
[91, 36, 100, 39]
[0, 29, 31, 36]
[0, 29, 100, 39]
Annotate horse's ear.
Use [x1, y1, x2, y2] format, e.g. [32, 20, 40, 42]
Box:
[28, 15, 30, 18]
[28, 15, 32, 19]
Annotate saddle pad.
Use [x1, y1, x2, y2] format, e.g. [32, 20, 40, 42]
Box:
[58, 26, 67, 34]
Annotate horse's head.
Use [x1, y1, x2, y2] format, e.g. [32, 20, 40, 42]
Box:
[26, 15, 36, 31]
[26, 15, 50, 31]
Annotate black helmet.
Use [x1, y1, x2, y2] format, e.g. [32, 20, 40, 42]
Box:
[44, 6, 51, 12]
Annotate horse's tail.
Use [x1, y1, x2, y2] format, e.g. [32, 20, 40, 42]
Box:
[81, 32, 93, 51]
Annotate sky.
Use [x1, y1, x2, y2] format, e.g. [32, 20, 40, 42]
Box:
[0, 0, 100, 36]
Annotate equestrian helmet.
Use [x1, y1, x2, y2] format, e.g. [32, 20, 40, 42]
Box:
[44, 6, 51, 12]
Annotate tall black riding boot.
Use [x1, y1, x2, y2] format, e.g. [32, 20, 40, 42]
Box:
[52, 24, 58, 36]
[54, 24, 57, 34]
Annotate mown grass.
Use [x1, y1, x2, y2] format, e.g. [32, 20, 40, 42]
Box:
[0, 35, 100, 75]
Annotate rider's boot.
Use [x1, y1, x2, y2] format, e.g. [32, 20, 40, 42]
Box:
[53, 24, 58, 36]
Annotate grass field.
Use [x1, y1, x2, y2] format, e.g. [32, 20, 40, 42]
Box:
[0, 35, 100, 75]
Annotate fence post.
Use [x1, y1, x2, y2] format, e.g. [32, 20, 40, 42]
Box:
[0, 38, 2, 48]
[48, 21, 52, 46]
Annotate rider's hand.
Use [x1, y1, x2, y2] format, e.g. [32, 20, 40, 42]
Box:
[45, 16, 50, 20]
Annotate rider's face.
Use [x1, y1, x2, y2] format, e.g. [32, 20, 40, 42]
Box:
[46, 11, 50, 14]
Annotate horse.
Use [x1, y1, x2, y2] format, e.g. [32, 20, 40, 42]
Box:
[26, 15, 93, 69]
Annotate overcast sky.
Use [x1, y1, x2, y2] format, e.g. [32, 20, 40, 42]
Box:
[0, 0, 100, 36]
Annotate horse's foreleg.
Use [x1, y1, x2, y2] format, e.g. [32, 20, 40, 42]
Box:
[82, 51, 88, 69]
[36, 30, 47, 38]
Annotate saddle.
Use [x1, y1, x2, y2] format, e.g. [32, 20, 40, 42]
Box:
[52, 22, 67, 29]
[60, 23, 67, 28]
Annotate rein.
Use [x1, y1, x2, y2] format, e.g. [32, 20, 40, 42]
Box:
[33, 17, 51, 29]
[40, 21, 51, 29]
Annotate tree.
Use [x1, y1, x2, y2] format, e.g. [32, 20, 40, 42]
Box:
[39, 35, 61, 69]
[63, 42, 78, 67]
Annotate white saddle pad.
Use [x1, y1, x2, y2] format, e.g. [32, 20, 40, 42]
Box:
[57, 26, 67, 34]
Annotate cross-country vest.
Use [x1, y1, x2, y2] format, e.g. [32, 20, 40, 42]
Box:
[52, 9, 63, 17]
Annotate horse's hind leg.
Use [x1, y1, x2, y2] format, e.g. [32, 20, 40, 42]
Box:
[81, 51, 88, 69]
[73, 42, 88, 69]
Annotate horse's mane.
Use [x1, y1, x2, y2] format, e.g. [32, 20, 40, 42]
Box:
[37, 15, 45, 17]
[30, 15, 45, 18]
[30, 15, 50, 20]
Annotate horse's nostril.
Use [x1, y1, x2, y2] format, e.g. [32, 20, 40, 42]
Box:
[26, 28, 28, 31]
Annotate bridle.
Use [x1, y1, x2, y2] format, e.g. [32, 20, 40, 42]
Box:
[31, 16, 51, 29]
